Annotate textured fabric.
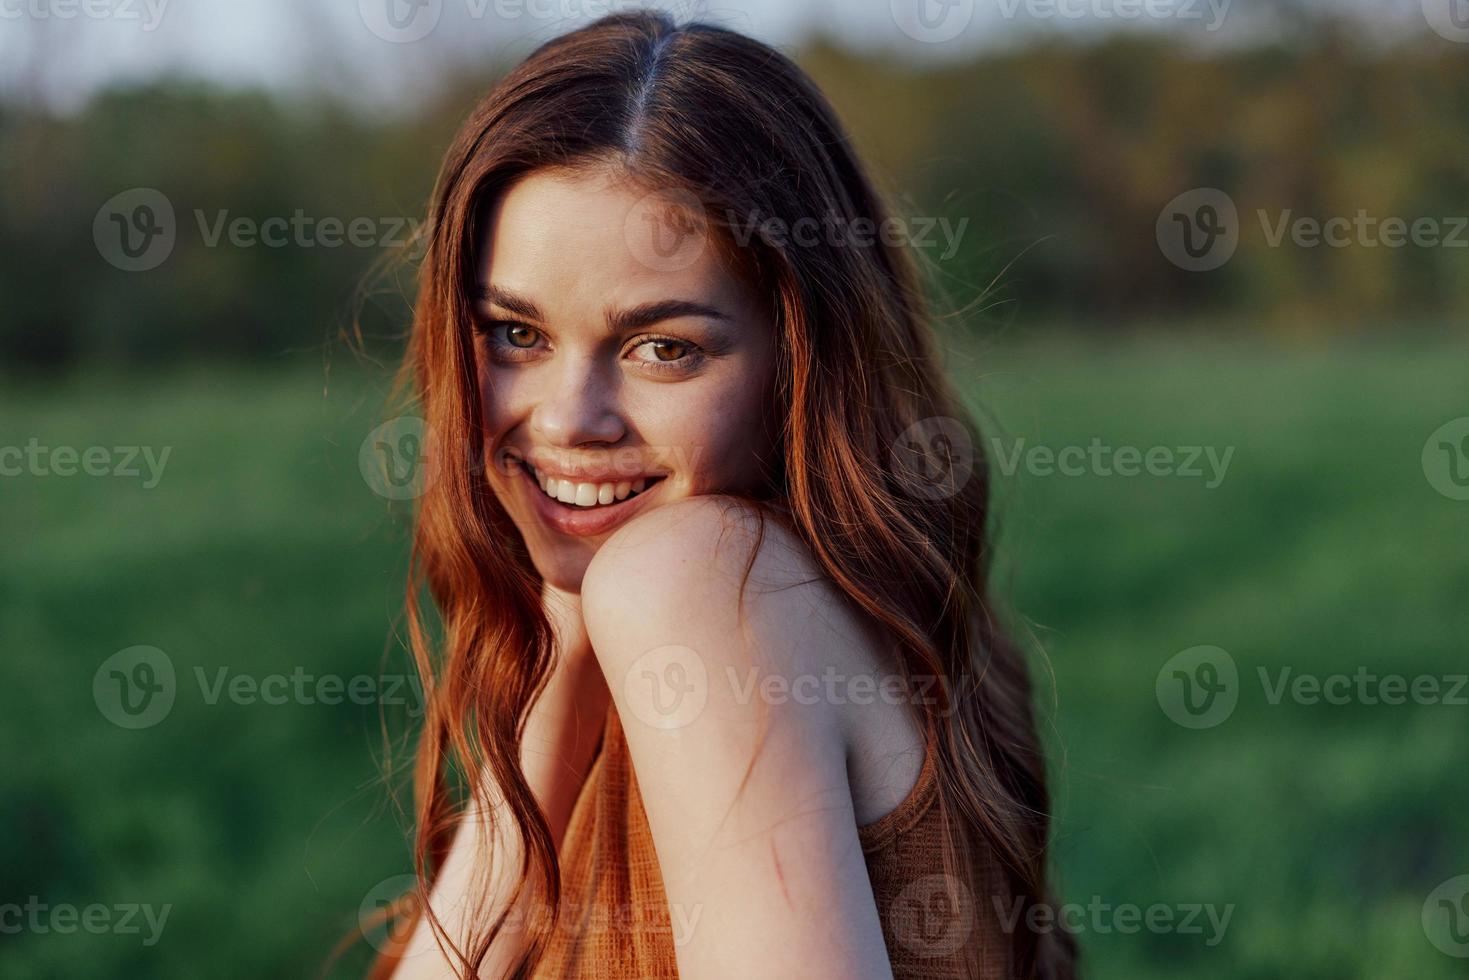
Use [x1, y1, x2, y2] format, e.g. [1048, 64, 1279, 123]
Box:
[534, 705, 1014, 978]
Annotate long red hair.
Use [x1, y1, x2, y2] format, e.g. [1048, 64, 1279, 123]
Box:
[362, 11, 1074, 979]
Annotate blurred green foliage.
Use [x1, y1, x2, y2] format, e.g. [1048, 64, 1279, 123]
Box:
[3, 26, 1468, 369]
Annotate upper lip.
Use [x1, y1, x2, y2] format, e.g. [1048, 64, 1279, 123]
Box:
[506, 451, 665, 485]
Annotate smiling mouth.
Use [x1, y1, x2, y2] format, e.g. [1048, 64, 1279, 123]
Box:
[517, 458, 666, 509]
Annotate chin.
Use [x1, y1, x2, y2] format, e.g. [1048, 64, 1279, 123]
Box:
[531, 546, 596, 593]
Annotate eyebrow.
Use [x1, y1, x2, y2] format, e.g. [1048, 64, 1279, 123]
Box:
[476, 284, 543, 321]
[475, 284, 731, 334]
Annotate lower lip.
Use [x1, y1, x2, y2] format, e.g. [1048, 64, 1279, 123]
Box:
[519, 462, 667, 537]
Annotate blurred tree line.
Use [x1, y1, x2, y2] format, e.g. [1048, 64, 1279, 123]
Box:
[2, 22, 1466, 369]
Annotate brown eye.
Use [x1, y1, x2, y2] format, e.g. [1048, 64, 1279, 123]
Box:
[506, 324, 538, 349]
[627, 334, 703, 373]
[651, 340, 686, 361]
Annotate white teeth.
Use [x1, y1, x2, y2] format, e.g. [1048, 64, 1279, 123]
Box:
[526, 462, 656, 509]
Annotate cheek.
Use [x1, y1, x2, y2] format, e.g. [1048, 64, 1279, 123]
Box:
[475, 365, 536, 492]
[647, 373, 773, 493]
[476, 360, 524, 435]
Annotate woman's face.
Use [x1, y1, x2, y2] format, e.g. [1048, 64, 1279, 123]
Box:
[473, 163, 779, 592]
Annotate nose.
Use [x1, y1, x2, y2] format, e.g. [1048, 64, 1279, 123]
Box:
[530, 352, 626, 448]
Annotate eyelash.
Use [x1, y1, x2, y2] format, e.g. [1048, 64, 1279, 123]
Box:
[476, 320, 706, 374]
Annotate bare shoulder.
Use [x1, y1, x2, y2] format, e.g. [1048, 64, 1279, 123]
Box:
[583, 493, 811, 597]
[581, 493, 866, 688]
[581, 494, 927, 828]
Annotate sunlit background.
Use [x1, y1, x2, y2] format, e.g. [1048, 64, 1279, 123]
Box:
[3, 1, 1467, 977]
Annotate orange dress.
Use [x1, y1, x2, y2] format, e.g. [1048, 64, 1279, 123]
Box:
[534, 705, 1014, 978]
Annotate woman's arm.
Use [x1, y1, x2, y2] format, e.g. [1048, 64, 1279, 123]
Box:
[580, 496, 897, 980]
[390, 584, 610, 979]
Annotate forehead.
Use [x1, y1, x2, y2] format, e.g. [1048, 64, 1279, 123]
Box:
[476, 164, 741, 306]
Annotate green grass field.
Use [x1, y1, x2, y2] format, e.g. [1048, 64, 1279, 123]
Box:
[3, 335, 1466, 979]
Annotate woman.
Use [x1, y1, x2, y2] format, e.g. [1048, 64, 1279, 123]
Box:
[367, 10, 1073, 979]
